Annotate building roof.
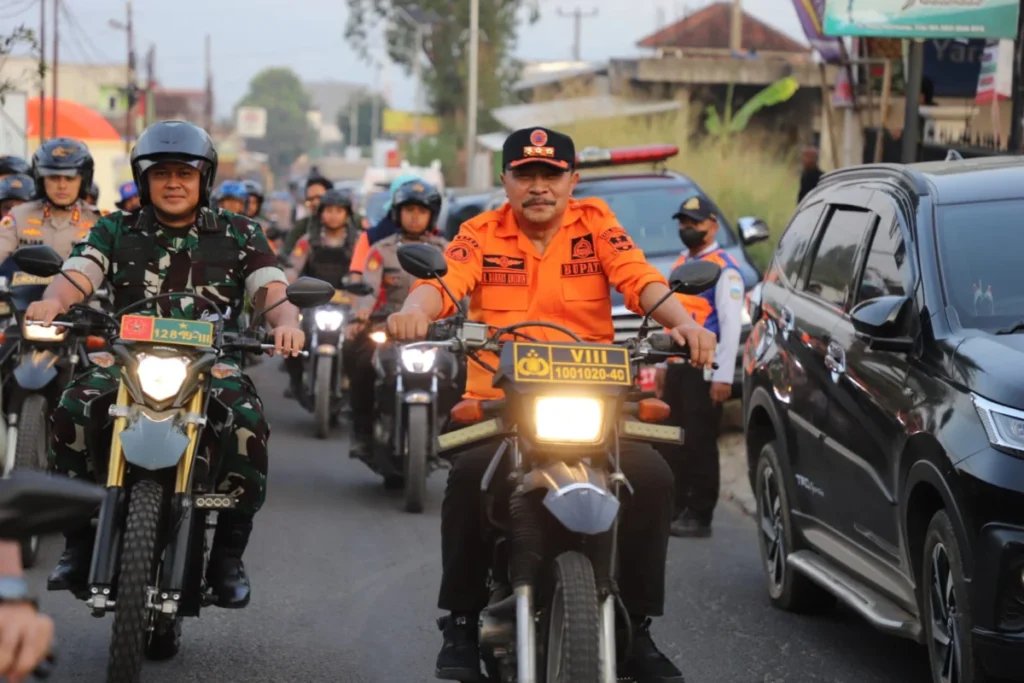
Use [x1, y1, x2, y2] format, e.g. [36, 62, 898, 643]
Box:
[26, 97, 121, 141]
[513, 61, 607, 91]
[636, 2, 808, 53]
[490, 95, 681, 131]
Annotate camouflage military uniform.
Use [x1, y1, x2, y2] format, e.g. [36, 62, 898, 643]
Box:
[51, 206, 288, 514]
[0, 198, 100, 262]
[356, 232, 449, 314]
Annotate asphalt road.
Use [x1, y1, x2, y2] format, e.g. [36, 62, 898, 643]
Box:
[24, 360, 933, 683]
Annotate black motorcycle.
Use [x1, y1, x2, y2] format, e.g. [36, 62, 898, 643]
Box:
[0, 470, 107, 681]
[296, 281, 371, 438]
[0, 271, 106, 568]
[397, 243, 720, 682]
[360, 326, 462, 513]
[13, 244, 335, 683]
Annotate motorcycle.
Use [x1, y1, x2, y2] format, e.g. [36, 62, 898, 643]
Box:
[12, 244, 335, 683]
[0, 470, 107, 680]
[296, 280, 372, 438]
[395, 243, 720, 683]
[0, 271, 107, 568]
[361, 323, 461, 513]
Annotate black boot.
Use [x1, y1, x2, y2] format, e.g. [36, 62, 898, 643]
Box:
[435, 613, 481, 682]
[670, 510, 712, 538]
[350, 427, 373, 461]
[206, 513, 253, 609]
[47, 526, 94, 592]
[619, 616, 685, 682]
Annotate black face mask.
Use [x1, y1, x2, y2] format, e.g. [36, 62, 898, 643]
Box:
[680, 227, 707, 249]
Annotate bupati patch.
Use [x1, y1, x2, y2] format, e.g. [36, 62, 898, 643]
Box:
[561, 260, 603, 278]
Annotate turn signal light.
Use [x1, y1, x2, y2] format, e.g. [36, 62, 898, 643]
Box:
[450, 399, 484, 424]
[85, 336, 107, 350]
[0, 331, 5, 344]
[637, 398, 671, 423]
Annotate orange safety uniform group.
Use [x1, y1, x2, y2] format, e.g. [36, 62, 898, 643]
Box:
[411, 197, 667, 400]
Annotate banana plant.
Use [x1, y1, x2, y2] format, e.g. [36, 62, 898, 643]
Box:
[705, 76, 800, 137]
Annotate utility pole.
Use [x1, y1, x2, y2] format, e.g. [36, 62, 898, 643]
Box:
[370, 62, 381, 150]
[144, 44, 155, 127]
[412, 23, 424, 144]
[51, 0, 58, 136]
[466, 0, 479, 187]
[38, 0, 45, 143]
[349, 94, 359, 148]
[126, 0, 135, 152]
[556, 7, 598, 61]
[729, 0, 742, 53]
[204, 34, 213, 133]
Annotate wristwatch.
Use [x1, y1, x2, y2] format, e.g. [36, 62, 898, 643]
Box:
[0, 577, 37, 608]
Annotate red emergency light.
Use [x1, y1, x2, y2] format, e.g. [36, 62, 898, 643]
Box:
[575, 144, 679, 170]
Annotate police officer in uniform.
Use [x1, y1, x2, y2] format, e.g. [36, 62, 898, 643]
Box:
[657, 196, 745, 538]
[0, 155, 30, 180]
[0, 174, 35, 216]
[281, 175, 333, 257]
[0, 138, 100, 265]
[115, 181, 141, 212]
[345, 179, 449, 460]
[283, 188, 359, 398]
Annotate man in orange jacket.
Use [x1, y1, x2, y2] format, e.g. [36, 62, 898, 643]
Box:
[389, 126, 716, 683]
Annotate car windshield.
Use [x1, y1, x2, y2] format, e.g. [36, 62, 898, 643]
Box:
[364, 191, 390, 226]
[936, 199, 1024, 330]
[571, 183, 736, 256]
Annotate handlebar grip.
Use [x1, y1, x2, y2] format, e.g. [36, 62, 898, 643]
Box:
[648, 333, 689, 356]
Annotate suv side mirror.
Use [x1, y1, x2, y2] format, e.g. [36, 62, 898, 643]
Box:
[738, 217, 770, 246]
[850, 295, 915, 352]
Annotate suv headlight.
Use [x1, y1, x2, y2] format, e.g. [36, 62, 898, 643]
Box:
[974, 394, 1024, 452]
[23, 323, 66, 341]
[402, 347, 437, 373]
[534, 396, 604, 444]
[315, 309, 344, 331]
[136, 354, 190, 401]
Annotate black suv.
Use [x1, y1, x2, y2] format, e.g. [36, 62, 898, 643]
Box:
[743, 156, 1024, 683]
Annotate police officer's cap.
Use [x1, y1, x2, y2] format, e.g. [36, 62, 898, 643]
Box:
[0, 174, 35, 203]
[672, 195, 716, 223]
[131, 120, 218, 206]
[0, 156, 30, 176]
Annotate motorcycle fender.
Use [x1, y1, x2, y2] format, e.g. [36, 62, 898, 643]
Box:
[12, 350, 59, 391]
[118, 410, 190, 471]
[523, 461, 620, 535]
[403, 390, 432, 404]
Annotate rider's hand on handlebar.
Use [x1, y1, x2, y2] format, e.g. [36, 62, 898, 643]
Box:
[0, 603, 54, 683]
[669, 323, 717, 369]
[272, 325, 305, 357]
[387, 309, 430, 341]
[24, 300, 65, 327]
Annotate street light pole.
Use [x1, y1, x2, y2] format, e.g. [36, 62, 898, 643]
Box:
[465, 0, 480, 188]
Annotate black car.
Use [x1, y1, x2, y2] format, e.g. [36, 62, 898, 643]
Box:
[743, 156, 1024, 683]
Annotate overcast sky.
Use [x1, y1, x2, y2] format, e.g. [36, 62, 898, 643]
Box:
[6, 0, 808, 117]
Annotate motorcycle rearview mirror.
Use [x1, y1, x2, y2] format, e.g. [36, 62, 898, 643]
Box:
[12, 244, 90, 298]
[637, 261, 723, 338]
[397, 243, 466, 317]
[0, 471, 105, 540]
[285, 277, 336, 309]
[342, 281, 374, 297]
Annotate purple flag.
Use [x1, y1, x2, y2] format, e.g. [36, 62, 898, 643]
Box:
[793, 0, 845, 63]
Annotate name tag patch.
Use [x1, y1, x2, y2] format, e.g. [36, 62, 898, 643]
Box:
[482, 253, 527, 286]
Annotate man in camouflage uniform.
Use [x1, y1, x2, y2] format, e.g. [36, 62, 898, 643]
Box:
[0, 138, 100, 266]
[28, 120, 305, 609]
[345, 179, 448, 459]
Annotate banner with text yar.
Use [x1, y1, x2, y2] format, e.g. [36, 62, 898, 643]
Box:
[824, 0, 1019, 39]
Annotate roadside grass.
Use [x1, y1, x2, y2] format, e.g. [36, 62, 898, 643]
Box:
[560, 113, 798, 270]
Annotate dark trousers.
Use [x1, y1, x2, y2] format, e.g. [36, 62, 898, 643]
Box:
[438, 441, 674, 617]
[660, 362, 722, 525]
[344, 334, 376, 435]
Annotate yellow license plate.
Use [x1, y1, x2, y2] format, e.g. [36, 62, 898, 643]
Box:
[331, 290, 352, 304]
[512, 342, 632, 386]
[11, 272, 53, 287]
[119, 315, 215, 347]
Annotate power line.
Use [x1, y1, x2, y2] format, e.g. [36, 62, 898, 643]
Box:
[57, 1, 95, 64]
[0, 0, 38, 21]
[60, 0, 109, 61]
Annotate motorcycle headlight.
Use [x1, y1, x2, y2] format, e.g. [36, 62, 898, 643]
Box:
[314, 309, 344, 331]
[401, 347, 437, 373]
[533, 396, 604, 444]
[23, 323, 66, 342]
[974, 394, 1024, 453]
[370, 330, 388, 344]
[136, 354, 190, 401]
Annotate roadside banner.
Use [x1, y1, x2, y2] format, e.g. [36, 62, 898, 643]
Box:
[975, 39, 1013, 104]
[823, 0, 1019, 39]
[792, 0, 845, 63]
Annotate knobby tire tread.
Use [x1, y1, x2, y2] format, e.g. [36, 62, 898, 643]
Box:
[550, 551, 601, 682]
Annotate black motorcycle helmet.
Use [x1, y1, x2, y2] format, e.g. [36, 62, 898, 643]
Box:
[31, 138, 95, 203]
[243, 179, 264, 214]
[389, 179, 441, 228]
[0, 174, 36, 203]
[130, 120, 218, 207]
[0, 156, 30, 177]
[316, 188, 353, 217]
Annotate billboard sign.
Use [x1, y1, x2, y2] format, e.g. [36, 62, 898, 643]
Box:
[236, 106, 267, 139]
[824, 0, 1020, 39]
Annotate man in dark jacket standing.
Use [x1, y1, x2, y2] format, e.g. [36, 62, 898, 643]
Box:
[797, 146, 823, 203]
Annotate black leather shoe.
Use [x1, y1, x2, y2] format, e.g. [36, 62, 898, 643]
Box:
[350, 430, 373, 461]
[46, 541, 92, 592]
[206, 514, 252, 609]
[619, 617, 686, 682]
[670, 511, 712, 538]
[435, 613, 482, 682]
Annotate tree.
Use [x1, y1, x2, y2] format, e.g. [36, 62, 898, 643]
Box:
[236, 68, 316, 178]
[0, 25, 43, 103]
[343, 0, 537, 127]
[336, 93, 386, 148]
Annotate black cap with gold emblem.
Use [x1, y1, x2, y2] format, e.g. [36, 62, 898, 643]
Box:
[31, 137, 95, 199]
[502, 127, 576, 171]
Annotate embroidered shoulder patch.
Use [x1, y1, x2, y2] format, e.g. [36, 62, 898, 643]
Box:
[0, 215, 13, 230]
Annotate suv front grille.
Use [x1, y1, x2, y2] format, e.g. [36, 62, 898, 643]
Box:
[613, 305, 643, 343]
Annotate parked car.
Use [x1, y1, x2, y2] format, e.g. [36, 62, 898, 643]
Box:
[743, 156, 1024, 683]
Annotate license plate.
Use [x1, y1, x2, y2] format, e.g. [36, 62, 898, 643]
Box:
[119, 315, 215, 347]
[331, 290, 352, 304]
[11, 272, 53, 287]
[511, 342, 632, 386]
